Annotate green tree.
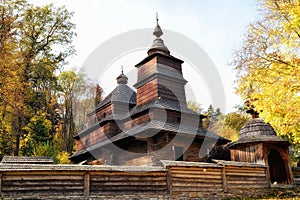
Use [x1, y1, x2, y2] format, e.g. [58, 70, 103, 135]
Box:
[187, 101, 202, 113]
[209, 112, 249, 142]
[203, 105, 222, 129]
[224, 112, 249, 133]
[21, 111, 52, 155]
[232, 0, 300, 144]
[33, 141, 57, 158]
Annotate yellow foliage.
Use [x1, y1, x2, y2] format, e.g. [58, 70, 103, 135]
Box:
[233, 0, 300, 144]
[56, 151, 71, 164]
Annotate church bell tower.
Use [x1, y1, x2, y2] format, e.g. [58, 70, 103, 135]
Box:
[134, 17, 187, 108]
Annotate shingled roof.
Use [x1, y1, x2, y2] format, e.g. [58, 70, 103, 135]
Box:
[228, 118, 289, 148]
[1, 156, 53, 164]
[96, 84, 136, 109]
[70, 120, 230, 159]
[75, 99, 207, 139]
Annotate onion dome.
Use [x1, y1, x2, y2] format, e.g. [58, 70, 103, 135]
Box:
[95, 68, 136, 109]
[111, 68, 135, 104]
[147, 15, 170, 56]
[116, 68, 128, 84]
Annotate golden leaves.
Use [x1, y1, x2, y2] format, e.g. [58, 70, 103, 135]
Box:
[233, 0, 300, 144]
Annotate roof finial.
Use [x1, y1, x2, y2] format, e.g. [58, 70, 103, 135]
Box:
[147, 13, 170, 55]
[121, 65, 124, 74]
[153, 13, 163, 38]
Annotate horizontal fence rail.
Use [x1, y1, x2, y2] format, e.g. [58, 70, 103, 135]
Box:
[293, 167, 300, 185]
[0, 160, 297, 199]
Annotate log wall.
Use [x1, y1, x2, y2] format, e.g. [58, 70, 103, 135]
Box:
[168, 166, 223, 193]
[163, 160, 269, 199]
[1, 170, 85, 197]
[293, 167, 300, 185]
[0, 165, 167, 199]
[0, 161, 292, 199]
[225, 165, 269, 192]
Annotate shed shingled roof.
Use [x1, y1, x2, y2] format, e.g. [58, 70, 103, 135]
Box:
[239, 118, 277, 140]
[228, 118, 289, 148]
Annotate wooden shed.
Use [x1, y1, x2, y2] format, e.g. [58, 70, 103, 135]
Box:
[228, 118, 294, 184]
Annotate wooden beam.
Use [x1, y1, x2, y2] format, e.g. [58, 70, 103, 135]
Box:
[83, 173, 90, 197]
[166, 168, 172, 195]
[0, 174, 2, 196]
[222, 167, 227, 193]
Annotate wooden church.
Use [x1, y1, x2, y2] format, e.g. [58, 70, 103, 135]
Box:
[70, 18, 294, 186]
[70, 19, 230, 165]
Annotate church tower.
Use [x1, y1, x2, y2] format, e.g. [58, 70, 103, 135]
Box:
[70, 17, 229, 165]
[134, 17, 187, 108]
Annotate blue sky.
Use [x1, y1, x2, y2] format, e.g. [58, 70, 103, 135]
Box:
[29, 0, 259, 113]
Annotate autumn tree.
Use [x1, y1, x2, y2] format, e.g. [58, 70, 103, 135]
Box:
[233, 0, 300, 144]
[19, 3, 75, 155]
[0, 0, 27, 157]
[213, 112, 249, 142]
[0, 0, 76, 157]
[57, 70, 100, 154]
[95, 84, 103, 107]
[187, 101, 202, 114]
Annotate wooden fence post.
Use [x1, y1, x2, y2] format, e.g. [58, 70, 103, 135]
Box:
[166, 168, 172, 195]
[0, 174, 2, 196]
[222, 167, 227, 193]
[83, 173, 90, 197]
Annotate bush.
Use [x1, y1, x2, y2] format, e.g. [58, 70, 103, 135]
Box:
[56, 151, 71, 164]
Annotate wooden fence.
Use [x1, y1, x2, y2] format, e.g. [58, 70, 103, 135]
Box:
[0, 160, 275, 199]
[162, 160, 269, 198]
[293, 167, 300, 185]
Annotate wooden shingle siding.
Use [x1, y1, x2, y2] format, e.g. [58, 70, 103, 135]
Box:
[137, 58, 157, 82]
[136, 79, 158, 106]
[156, 56, 183, 74]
